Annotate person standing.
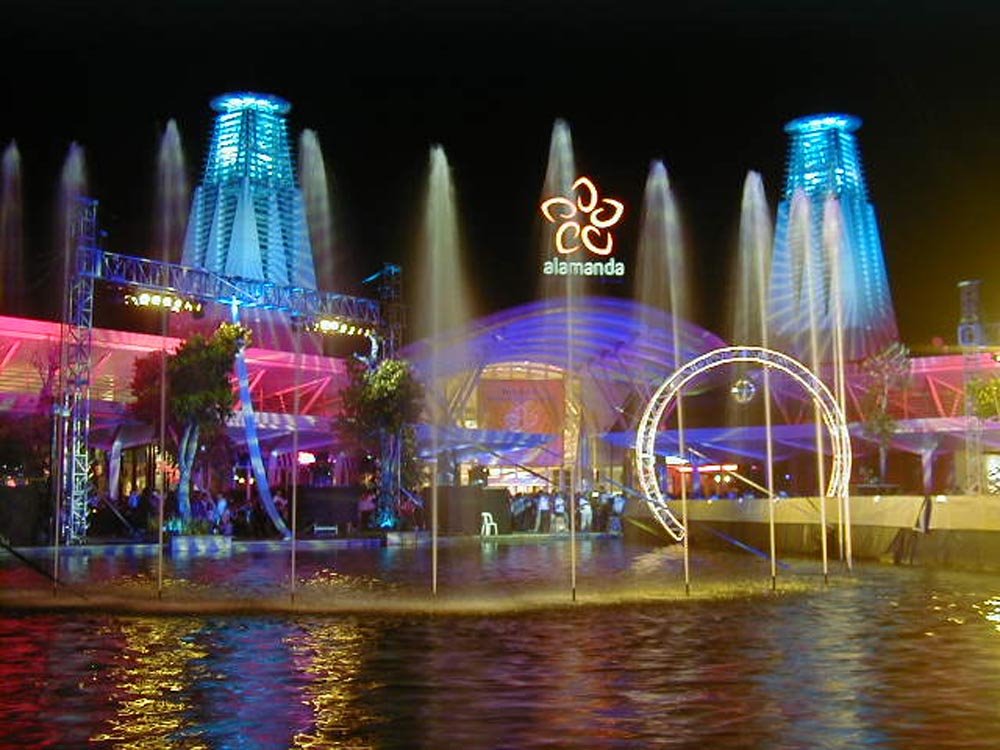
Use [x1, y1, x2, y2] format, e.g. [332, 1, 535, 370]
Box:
[533, 490, 551, 533]
[578, 493, 593, 532]
[552, 492, 567, 533]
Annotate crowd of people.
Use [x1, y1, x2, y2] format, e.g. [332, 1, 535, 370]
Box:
[508, 489, 628, 534]
[87, 485, 290, 540]
[84, 482, 630, 541]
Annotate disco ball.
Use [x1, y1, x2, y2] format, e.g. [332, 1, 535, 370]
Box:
[730, 377, 757, 404]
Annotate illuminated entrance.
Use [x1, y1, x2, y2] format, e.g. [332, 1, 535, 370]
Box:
[634, 346, 852, 541]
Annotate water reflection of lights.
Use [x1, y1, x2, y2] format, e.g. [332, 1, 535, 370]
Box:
[974, 597, 1000, 633]
[291, 621, 374, 748]
[91, 618, 207, 748]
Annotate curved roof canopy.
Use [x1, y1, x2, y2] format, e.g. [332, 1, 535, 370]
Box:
[403, 295, 727, 390]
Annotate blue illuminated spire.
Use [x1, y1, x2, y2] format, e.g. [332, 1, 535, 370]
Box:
[182, 92, 317, 288]
[768, 113, 898, 362]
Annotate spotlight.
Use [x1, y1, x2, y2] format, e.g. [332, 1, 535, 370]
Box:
[122, 287, 204, 316]
[309, 317, 370, 338]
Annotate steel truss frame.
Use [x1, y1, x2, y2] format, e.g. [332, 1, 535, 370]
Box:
[635, 347, 852, 542]
[62, 199, 98, 543]
[61, 203, 386, 543]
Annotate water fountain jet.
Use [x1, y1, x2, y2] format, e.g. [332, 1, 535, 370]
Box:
[536, 120, 576, 288]
[634, 160, 692, 589]
[0, 142, 24, 315]
[299, 129, 335, 291]
[152, 120, 189, 265]
[728, 171, 782, 583]
[415, 145, 474, 593]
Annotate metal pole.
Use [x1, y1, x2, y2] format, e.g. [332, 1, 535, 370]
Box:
[51, 404, 65, 595]
[753, 180, 776, 592]
[813, 409, 827, 583]
[157, 310, 167, 598]
[678, 393, 690, 595]
[828, 204, 851, 574]
[566, 275, 576, 603]
[570, 469, 577, 602]
[290, 321, 301, 603]
[844, 479, 854, 572]
[431, 459, 438, 596]
[763, 366, 777, 591]
[53, 198, 75, 592]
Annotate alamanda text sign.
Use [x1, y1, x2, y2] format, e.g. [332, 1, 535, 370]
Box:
[540, 176, 625, 277]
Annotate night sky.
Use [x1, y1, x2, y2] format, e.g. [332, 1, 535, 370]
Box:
[2, 0, 999, 347]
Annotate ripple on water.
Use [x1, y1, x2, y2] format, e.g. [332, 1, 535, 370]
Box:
[3, 549, 1000, 748]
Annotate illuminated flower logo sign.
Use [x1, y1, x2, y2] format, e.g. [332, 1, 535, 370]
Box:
[540, 177, 626, 277]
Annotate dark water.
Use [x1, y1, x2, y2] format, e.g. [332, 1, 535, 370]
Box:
[2, 540, 1000, 748]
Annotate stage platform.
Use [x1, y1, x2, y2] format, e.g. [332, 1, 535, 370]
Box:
[625, 494, 1000, 572]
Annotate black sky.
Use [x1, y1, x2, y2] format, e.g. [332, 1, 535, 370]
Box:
[2, 0, 999, 347]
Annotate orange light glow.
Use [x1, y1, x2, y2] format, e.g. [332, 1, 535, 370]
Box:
[541, 196, 577, 222]
[581, 225, 612, 255]
[590, 198, 624, 228]
[556, 222, 582, 254]
[572, 176, 598, 212]
[540, 176, 624, 259]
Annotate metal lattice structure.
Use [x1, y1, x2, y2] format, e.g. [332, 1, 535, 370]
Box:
[377, 263, 403, 360]
[88, 247, 380, 324]
[635, 347, 852, 541]
[60, 226, 383, 543]
[63, 198, 98, 543]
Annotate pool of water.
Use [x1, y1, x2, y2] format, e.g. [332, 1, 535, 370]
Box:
[2, 539, 1000, 748]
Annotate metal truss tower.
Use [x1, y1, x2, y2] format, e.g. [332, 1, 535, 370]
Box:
[769, 114, 899, 363]
[61, 198, 97, 543]
[62, 242, 382, 542]
[377, 263, 403, 360]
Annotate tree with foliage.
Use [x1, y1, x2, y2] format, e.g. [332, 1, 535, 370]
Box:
[860, 341, 910, 483]
[968, 376, 1000, 421]
[130, 322, 249, 520]
[339, 358, 424, 528]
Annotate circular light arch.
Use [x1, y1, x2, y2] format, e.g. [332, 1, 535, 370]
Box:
[634, 346, 852, 541]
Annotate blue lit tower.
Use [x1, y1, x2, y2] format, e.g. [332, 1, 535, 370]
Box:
[182, 93, 317, 288]
[768, 114, 898, 362]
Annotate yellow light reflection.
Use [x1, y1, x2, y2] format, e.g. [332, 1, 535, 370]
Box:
[91, 618, 207, 748]
[974, 596, 1000, 633]
[290, 620, 374, 749]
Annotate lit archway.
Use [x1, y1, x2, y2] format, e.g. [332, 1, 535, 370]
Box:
[634, 347, 851, 541]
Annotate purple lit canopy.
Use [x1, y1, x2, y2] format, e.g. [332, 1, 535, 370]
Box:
[402, 296, 728, 462]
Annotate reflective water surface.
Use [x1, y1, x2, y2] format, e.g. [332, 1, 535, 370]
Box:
[2, 539, 1000, 748]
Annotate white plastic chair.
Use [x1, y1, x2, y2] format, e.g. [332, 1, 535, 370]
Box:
[480, 511, 499, 536]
